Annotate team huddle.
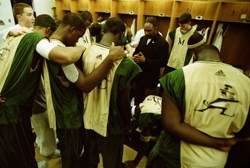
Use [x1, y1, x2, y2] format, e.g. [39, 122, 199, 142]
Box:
[0, 2, 249, 168]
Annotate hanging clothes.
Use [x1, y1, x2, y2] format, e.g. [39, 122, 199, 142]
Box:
[212, 23, 224, 51]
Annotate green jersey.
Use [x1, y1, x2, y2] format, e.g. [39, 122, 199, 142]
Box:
[0, 33, 44, 125]
[44, 39, 83, 129]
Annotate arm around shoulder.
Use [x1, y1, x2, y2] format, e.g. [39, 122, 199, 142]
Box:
[74, 56, 114, 92]
[49, 46, 85, 65]
[74, 44, 125, 92]
[161, 93, 239, 151]
[36, 39, 85, 65]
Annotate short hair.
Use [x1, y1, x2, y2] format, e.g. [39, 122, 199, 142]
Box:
[145, 17, 157, 27]
[188, 33, 206, 49]
[79, 10, 93, 23]
[103, 17, 125, 35]
[179, 13, 192, 24]
[60, 13, 85, 30]
[89, 23, 102, 36]
[34, 14, 57, 31]
[13, 3, 32, 17]
[194, 44, 220, 56]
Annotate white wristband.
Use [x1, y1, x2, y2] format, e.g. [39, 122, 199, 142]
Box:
[36, 39, 57, 60]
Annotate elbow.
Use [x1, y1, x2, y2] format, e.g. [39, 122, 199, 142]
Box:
[164, 123, 172, 132]
[82, 88, 92, 93]
[162, 120, 176, 133]
[59, 48, 81, 65]
[60, 54, 75, 65]
[49, 54, 74, 65]
[49, 47, 78, 65]
[78, 85, 93, 93]
[75, 75, 97, 93]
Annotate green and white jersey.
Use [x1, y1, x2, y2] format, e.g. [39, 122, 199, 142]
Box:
[76, 28, 94, 48]
[82, 43, 141, 137]
[139, 95, 162, 115]
[150, 62, 250, 168]
[0, 33, 44, 124]
[181, 62, 250, 167]
[43, 39, 83, 129]
[138, 95, 162, 128]
[167, 27, 195, 69]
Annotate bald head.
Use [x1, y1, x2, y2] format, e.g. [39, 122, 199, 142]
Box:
[194, 44, 221, 62]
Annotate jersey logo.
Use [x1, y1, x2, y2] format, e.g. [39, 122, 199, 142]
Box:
[197, 84, 239, 117]
[178, 37, 185, 45]
[145, 95, 162, 107]
[215, 70, 225, 77]
[0, 48, 9, 61]
[96, 54, 102, 60]
[30, 59, 41, 73]
[83, 36, 89, 43]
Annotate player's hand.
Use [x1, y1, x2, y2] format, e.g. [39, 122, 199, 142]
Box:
[217, 137, 250, 152]
[108, 42, 125, 62]
[8, 27, 32, 37]
[0, 96, 6, 103]
[133, 52, 145, 63]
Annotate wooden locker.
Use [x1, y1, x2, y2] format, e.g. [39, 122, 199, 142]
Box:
[117, 0, 138, 15]
[62, 0, 71, 11]
[219, 2, 241, 22]
[144, 0, 173, 17]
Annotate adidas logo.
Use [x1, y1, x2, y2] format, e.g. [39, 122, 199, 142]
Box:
[96, 54, 102, 60]
[215, 70, 225, 76]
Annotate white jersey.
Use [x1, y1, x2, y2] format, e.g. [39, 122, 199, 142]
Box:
[139, 95, 162, 115]
[167, 27, 195, 69]
[181, 61, 250, 167]
[82, 43, 122, 137]
[76, 28, 93, 48]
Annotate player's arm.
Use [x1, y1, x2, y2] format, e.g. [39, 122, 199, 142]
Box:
[73, 56, 114, 92]
[63, 44, 125, 92]
[36, 39, 85, 65]
[8, 27, 32, 37]
[161, 92, 249, 152]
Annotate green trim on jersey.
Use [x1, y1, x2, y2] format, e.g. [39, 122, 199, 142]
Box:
[45, 61, 83, 129]
[185, 31, 199, 66]
[169, 29, 176, 43]
[107, 57, 142, 136]
[160, 69, 186, 118]
[0, 33, 44, 124]
[148, 69, 186, 168]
